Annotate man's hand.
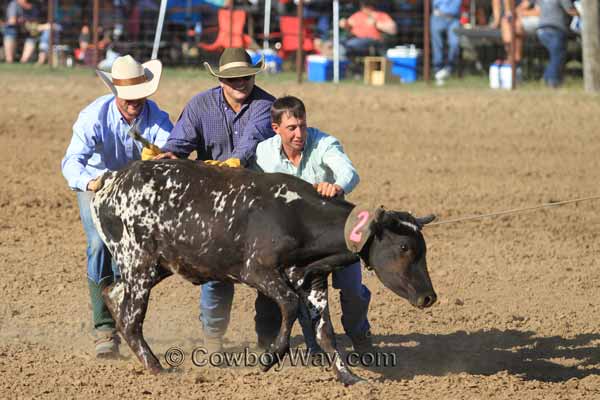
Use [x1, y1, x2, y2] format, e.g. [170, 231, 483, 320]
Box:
[141, 144, 162, 160]
[87, 177, 102, 192]
[220, 158, 241, 168]
[152, 151, 178, 160]
[313, 182, 343, 198]
[204, 158, 242, 168]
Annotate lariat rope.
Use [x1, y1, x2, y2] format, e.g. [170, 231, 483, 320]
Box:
[426, 194, 600, 227]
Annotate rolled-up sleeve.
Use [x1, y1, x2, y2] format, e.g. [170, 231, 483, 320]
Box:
[61, 114, 98, 192]
[162, 104, 202, 158]
[321, 137, 360, 194]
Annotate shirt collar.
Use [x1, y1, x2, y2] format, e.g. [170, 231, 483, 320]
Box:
[218, 86, 254, 113]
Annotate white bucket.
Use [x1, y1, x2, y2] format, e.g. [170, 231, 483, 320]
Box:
[489, 62, 501, 89]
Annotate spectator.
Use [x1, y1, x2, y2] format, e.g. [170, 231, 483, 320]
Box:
[340, 0, 397, 57]
[430, 0, 462, 85]
[3, 0, 39, 63]
[536, 0, 578, 87]
[35, 22, 62, 65]
[299, 0, 333, 40]
[491, 0, 541, 66]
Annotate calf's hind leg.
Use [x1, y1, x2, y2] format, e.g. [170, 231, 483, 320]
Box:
[244, 268, 299, 372]
[103, 263, 167, 374]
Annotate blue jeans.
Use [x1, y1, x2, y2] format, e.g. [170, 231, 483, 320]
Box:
[430, 14, 460, 73]
[200, 281, 278, 338]
[537, 27, 566, 87]
[298, 262, 371, 352]
[77, 191, 120, 285]
[344, 37, 383, 57]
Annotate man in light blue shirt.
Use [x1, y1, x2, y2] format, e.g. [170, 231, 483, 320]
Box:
[250, 96, 373, 354]
[61, 55, 172, 358]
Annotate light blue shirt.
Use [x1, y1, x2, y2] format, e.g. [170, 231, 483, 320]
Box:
[61, 94, 173, 191]
[251, 127, 359, 194]
[433, 0, 462, 17]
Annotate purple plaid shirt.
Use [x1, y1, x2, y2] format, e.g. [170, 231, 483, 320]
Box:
[162, 85, 275, 165]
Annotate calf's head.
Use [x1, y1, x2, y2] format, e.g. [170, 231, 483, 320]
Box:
[350, 209, 437, 309]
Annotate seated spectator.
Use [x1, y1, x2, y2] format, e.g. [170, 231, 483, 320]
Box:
[75, 24, 112, 65]
[536, 0, 578, 87]
[339, 0, 397, 57]
[36, 22, 62, 65]
[299, 0, 333, 40]
[3, 0, 39, 63]
[491, 0, 541, 65]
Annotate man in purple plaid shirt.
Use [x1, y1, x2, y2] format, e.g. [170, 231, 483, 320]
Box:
[154, 48, 278, 352]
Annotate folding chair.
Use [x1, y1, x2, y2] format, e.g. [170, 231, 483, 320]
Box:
[277, 16, 316, 59]
[198, 8, 252, 52]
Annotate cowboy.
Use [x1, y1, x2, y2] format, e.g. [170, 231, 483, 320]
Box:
[250, 95, 374, 354]
[153, 47, 277, 353]
[61, 55, 173, 357]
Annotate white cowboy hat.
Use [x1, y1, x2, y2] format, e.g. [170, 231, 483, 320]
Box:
[96, 55, 162, 100]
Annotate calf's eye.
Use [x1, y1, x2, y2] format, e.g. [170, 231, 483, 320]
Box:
[400, 244, 409, 252]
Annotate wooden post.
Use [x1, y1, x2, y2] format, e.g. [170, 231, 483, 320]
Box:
[228, 1, 233, 47]
[508, 0, 517, 89]
[48, 0, 54, 67]
[424, 0, 430, 82]
[582, 0, 600, 92]
[93, 0, 99, 68]
[296, 0, 304, 84]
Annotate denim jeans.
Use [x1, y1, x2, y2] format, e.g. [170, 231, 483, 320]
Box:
[537, 27, 566, 87]
[430, 14, 460, 73]
[77, 191, 120, 285]
[344, 37, 383, 57]
[298, 262, 371, 352]
[199, 281, 278, 338]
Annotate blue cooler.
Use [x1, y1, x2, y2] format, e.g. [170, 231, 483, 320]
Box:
[248, 49, 282, 73]
[307, 55, 348, 82]
[386, 45, 421, 83]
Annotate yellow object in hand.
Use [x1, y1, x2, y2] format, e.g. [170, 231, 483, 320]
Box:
[220, 158, 241, 168]
[203, 158, 242, 168]
[141, 144, 162, 160]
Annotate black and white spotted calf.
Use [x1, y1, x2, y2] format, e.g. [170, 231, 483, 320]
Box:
[91, 159, 437, 385]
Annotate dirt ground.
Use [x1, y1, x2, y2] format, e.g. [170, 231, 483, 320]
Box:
[1, 67, 600, 399]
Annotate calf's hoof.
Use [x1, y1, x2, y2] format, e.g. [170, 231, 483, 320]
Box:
[148, 364, 164, 375]
[259, 351, 279, 372]
[339, 371, 365, 386]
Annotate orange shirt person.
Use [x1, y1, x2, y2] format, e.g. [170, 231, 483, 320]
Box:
[339, 0, 397, 57]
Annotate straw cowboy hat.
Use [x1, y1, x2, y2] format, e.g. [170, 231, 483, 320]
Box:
[204, 48, 264, 79]
[97, 55, 162, 100]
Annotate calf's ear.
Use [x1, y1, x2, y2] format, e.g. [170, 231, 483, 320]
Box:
[415, 214, 436, 228]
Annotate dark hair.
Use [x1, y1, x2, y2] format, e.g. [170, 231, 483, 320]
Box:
[271, 96, 306, 125]
[360, 0, 377, 8]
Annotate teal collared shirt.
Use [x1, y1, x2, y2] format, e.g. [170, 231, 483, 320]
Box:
[251, 127, 359, 194]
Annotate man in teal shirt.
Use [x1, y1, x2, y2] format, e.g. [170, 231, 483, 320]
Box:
[250, 95, 373, 354]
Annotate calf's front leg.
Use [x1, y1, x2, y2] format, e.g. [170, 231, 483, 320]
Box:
[304, 275, 364, 386]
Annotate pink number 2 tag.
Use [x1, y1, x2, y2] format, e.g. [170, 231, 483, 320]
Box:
[349, 211, 370, 243]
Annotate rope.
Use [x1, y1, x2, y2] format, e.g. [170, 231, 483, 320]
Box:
[427, 194, 600, 227]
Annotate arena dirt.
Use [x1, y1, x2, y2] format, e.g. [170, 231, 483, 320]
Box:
[1, 69, 600, 399]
